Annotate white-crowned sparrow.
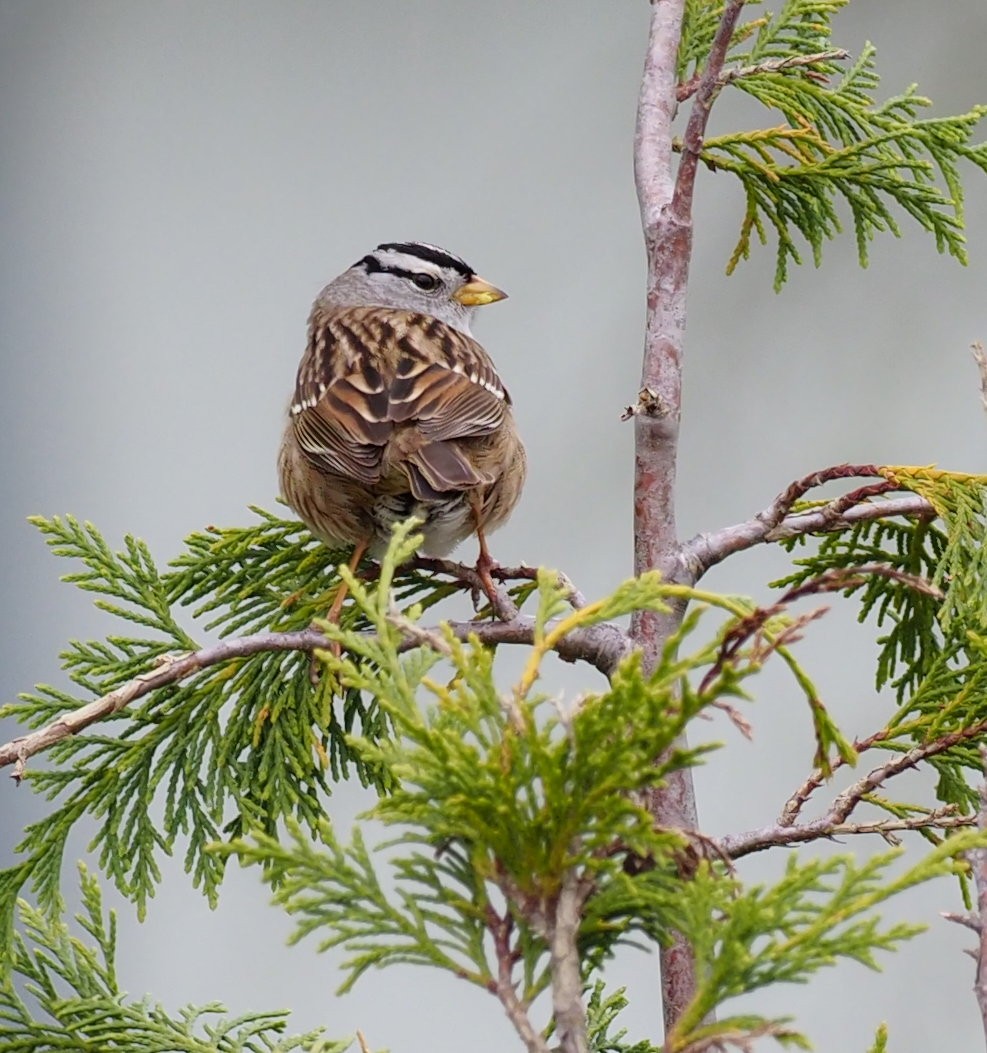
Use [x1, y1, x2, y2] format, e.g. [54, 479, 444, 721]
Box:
[278, 241, 526, 601]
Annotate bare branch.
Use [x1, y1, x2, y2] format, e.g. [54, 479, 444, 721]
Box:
[780, 727, 890, 826]
[734, 462, 885, 533]
[670, 0, 746, 222]
[720, 807, 973, 860]
[1, 616, 630, 780]
[827, 721, 987, 824]
[943, 911, 982, 934]
[972, 341, 987, 414]
[635, 0, 687, 232]
[548, 865, 593, 1053]
[1, 631, 325, 781]
[410, 556, 587, 611]
[633, 2, 742, 1031]
[759, 718, 987, 855]
[683, 462, 936, 579]
[768, 495, 935, 539]
[486, 905, 551, 1053]
[407, 555, 520, 622]
[781, 714, 987, 833]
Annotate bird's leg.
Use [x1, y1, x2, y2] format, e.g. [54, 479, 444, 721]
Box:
[470, 496, 501, 612]
[326, 538, 369, 626]
[310, 538, 369, 682]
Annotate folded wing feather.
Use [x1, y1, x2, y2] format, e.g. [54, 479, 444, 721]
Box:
[292, 307, 509, 495]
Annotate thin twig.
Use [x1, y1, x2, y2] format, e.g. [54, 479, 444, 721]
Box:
[759, 721, 987, 854]
[827, 721, 987, 825]
[752, 462, 885, 533]
[768, 495, 935, 539]
[407, 556, 520, 621]
[720, 808, 973, 860]
[670, 0, 746, 222]
[683, 462, 935, 579]
[700, 564, 939, 698]
[779, 727, 891, 826]
[0, 616, 630, 780]
[943, 911, 982, 933]
[972, 341, 987, 414]
[410, 556, 586, 611]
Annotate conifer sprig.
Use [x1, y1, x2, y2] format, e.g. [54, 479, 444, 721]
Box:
[679, 0, 987, 287]
[775, 467, 987, 811]
[0, 512, 466, 930]
[0, 865, 335, 1053]
[225, 560, 984, 1052]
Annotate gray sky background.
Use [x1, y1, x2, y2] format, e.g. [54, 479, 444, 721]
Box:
[2, 3, 986, 1050]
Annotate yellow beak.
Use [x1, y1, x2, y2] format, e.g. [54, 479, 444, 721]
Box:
[452, 276, 508, 306]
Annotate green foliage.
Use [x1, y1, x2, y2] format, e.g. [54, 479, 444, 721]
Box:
[222, 564, 730, 999]
[6, 510, 894, 1050]
[0, 511, 474, 929]
[4, 8, 987, 1052]
[584, 984, 659, 1053]
[0, 865, 336, 1052]
[4, 500, 986, 1050]
[778, 516, 948, 700]
[867, 1023, 890, 1053]
[588, 837, 974, 1052]
[679, 0, 987, 287]
[220, 554, 978, 1052]
[775, 468, 987, 811]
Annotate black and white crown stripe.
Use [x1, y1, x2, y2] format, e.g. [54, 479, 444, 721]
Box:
[356, 241, 476, 285]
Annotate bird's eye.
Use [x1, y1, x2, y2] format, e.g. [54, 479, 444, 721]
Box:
[412, 272, 440, 291]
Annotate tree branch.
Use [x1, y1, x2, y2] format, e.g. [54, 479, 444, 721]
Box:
[1, 616, 630, 781]
[632, 0, 696, 1034]
[632, 0, 745, 1034]
[634, 0, 686, 233]
[683, 463, 935, 579]
[779, 726, 890, 826]
[719, 808, 973, 860]
[670, 0, 745, 222]
[972, 341, 987, 415]
[726, 721, 987, 857]
[826, 721, 987, 824]
[410, 557, 587, 611]
[486, 906, 550, 1053]
[676, 47, 847, 103]
[548, 864, 592, 1053]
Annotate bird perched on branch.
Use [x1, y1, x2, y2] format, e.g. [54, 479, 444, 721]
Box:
[278, 241, 526, 615]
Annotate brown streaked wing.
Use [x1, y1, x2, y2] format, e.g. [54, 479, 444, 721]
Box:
[290, 306, 511, 485]
[387, 316, 510, 442]
[291, 310, 395, 483]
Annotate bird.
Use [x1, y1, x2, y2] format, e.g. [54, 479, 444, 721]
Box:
[278, 241, 526, 619]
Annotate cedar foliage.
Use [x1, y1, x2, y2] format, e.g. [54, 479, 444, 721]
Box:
[4, 4, 987, 1051]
